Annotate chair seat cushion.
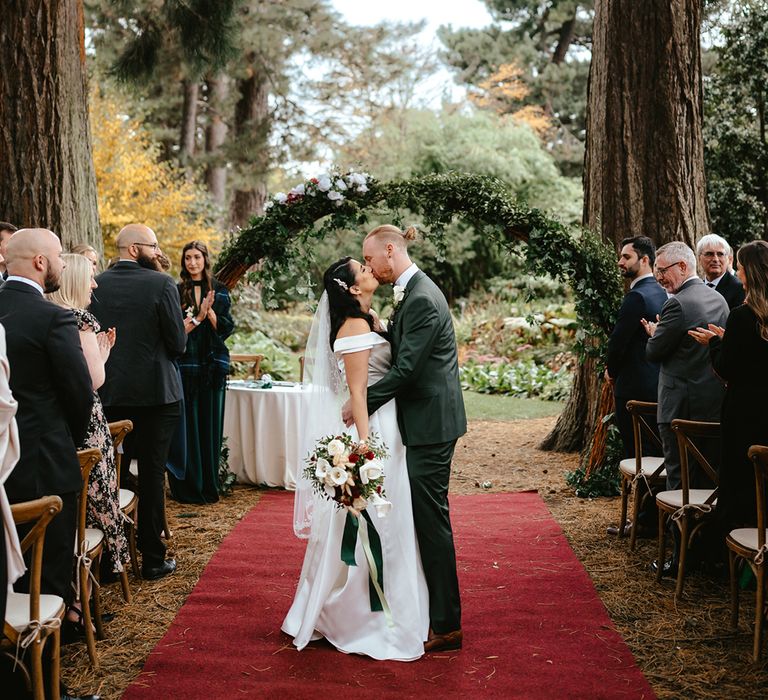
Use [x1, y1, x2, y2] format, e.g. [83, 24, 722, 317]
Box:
[728, 528, 768, 552]
[656, 489, 717, 509]
[120, 488, 137, 509]
[84, 528, 104, 551]
[5, 592, 64, 632]
[619, 456, 665, 478]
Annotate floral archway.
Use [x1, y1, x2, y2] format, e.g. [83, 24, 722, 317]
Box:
[215, 170, 623, 485]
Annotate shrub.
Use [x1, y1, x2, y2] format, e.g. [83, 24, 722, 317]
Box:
[459, 358, 572, 401]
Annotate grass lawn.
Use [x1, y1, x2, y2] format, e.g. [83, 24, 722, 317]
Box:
[462, 390, 564, 421]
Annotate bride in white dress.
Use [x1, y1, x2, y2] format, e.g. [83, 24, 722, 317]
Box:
[282, 256, 429, 661]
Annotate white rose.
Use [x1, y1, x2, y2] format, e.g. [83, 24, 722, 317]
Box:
[327, 190, 344, 202]
[369, 491, 392, 517]
[329, 466, 349, 486]
[334, 178, 348, 191]
[327, 439, 345, 456]
[352, 496, 367, 511]
[315, 457, 330, 480]
[393, 285, 405, 304]
[274, 192, 287, 203]
[265, 200, 274, 210]
[291, 183, 305, 195]
[347, 172, 366, 186]
[359, 460, 383, 485]
[316, 175, 332, 192]
[356, 184, 368, 193]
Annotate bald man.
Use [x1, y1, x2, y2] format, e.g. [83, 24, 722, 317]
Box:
[0, 229, 94, 608]
[90, 224, 186, 580]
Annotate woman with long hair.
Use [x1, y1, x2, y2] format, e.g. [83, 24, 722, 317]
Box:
[282, 246, 429, 661]
[47, 254, 130, 613]
[169, 240, 235, 504]
[690, 239, 768, 532]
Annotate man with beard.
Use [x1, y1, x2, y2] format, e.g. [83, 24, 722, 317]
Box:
[604, 236, 668, 537]
[90, 224, 187, 580]
[0, 230, 97, 700]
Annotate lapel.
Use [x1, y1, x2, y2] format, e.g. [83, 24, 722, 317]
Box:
[389, 271, 424, 332]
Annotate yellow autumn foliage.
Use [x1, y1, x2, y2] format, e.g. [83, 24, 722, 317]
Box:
[90, 89, 220, 269]
[470, 63, 554, 138]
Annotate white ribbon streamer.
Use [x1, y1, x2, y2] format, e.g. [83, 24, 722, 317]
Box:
[72, 539, 100, 601]
[13, 617, 62, 671]
[671, 502, 713, 522]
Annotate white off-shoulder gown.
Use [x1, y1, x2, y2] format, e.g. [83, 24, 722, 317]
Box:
[281, 332, 429, 661]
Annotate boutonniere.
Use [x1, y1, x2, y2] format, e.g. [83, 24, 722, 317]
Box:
[392, 284, 406, 309]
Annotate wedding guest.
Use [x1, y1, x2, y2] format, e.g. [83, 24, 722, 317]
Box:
[696, 233, 745, 310]
[0, 221, 18, 281]
[70, 242, 101, 272]
[689, 240, 768, 537]
[48, 254, 130, 579]
[644, 241, 728, 575]
[169, 241, 234, 504]
[90, 224, 186, 581]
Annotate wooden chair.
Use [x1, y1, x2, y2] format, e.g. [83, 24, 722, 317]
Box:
[230, 353, 264, 379]
[1, 495, 64, 700]
[299, 355, 305, 383]
[76, 448, 104, 668]
[619, 401, 666, 550]
[727, 444, 768, 662]
[109, 420, 139, 581]
[656, 419, 720, 598]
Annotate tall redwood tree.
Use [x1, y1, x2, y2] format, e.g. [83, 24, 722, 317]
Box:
[0, 0, 101, 250]
[542, 0, 709, 452]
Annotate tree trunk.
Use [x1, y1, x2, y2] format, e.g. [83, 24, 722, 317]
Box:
[552, 16, 576, 65]
[543, 0, 708, 452]
[229, 65, 269, 229]
[0, 0, 101, 251]
[179, 79, 199, 172]
[204, 74, 229, 208]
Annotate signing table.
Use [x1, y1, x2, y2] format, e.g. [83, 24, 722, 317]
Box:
[223, 380, 308, 489]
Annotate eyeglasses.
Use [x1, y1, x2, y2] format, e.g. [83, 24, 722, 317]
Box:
[655, 261, 682, 276]
[133, 242, 159, 250]
[701, 250, 727, 259]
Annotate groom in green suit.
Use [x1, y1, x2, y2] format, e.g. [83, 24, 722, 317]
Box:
[348, 224, 467, 652]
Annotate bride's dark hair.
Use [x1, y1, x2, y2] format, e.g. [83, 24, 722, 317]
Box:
[323, 257, 374, 348]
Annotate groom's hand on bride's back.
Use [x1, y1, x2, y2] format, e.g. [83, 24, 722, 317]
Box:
[341, 399, 354, 427]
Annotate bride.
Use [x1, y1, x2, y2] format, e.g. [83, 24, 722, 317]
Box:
[281, 256, 429, 661]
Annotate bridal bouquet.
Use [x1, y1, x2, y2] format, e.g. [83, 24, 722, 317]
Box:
[304, 433, 391, 516]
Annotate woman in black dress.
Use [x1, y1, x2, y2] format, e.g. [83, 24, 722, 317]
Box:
[690, 240, 768, 533]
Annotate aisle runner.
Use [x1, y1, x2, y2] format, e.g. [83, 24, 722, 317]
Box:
[123, 492, 655, 699]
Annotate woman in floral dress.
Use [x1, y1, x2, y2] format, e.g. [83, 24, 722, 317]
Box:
[48, 253, 130, 574]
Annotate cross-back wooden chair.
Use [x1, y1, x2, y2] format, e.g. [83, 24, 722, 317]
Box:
[299, 355, 305, 383]
[656, 419, 720, 598]
[230, 353, 264, 379]
[76, 448, 104, 668]
[109, 420, 139, 581]
[727, 444, 768, 662]
[619, 401, 666, 550]
[1, 495, 64, 700]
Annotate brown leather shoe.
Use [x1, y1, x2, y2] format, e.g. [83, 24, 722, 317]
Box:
[424, 628, 463, 652]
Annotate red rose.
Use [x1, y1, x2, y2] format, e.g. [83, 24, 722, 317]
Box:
[365, 451, 375, 461]
[348, 453, 360, 463]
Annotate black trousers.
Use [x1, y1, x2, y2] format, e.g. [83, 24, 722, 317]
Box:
[14, 491, 77, 606]
[614, 394, 663, 460]
[105, 402, 181, 568]
[406, 440, 461, 634]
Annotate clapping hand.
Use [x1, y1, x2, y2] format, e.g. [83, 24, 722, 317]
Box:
[203, 291, 217, 327]
[641, 314, 660, 337]
[97, 327, 116, 360]
[688, 323, 725, 345]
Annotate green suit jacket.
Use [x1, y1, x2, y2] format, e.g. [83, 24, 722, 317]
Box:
[367, 270, 467, 446]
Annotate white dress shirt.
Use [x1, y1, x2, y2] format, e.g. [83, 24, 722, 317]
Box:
[5, 276, 44, 295]
[395, 263, 419, 289]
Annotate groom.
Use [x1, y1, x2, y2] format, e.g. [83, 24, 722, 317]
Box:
[345, 224, 467, 652]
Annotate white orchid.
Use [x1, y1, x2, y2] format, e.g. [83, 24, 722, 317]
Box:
[274, 192, 287, 203]
[327, 439, 345, 456]
[315, 457, 331, 480]
[359, 460, 383, 485]
[329, 466, 349, 486]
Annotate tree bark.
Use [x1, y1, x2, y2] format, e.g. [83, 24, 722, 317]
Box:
[0, 0, 101, 251]
[179, 79, 199, 172]
[552, 16, 576, 65]
[229, 64, 269, 229]
[543, 0, 708, 452]
[204, 74, 229, 208]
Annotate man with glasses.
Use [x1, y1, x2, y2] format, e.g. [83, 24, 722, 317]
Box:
[696, 233, 745, 310]
[90, 224, 186, 581]
[643, 241, 728, 575]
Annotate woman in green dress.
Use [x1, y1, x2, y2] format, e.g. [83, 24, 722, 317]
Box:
[169, 241, 235, 503]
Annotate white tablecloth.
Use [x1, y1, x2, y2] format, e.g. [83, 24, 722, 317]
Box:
[223, 382, 307, 489]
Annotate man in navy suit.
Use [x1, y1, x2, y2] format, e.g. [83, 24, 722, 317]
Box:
[605, 236, 668, 459]
[696, 233, 745, 310]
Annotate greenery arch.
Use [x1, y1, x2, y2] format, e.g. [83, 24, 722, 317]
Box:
[216, 170, 622, 360]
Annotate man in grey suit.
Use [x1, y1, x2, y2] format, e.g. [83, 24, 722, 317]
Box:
[644, 242, 728, 573]
[348, 224, 467, 653]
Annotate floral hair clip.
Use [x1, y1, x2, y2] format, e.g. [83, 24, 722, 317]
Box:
[333, 278, 348, 291]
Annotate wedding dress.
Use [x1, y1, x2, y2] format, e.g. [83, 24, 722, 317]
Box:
[281, 329, 430, 661]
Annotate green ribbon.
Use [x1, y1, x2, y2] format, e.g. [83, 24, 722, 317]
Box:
[340, 509, 393, 625]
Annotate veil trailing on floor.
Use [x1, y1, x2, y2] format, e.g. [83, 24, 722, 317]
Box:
[293, 292, 348, 538]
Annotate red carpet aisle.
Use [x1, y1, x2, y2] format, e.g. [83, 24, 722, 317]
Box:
[123, 492, 655, 699]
